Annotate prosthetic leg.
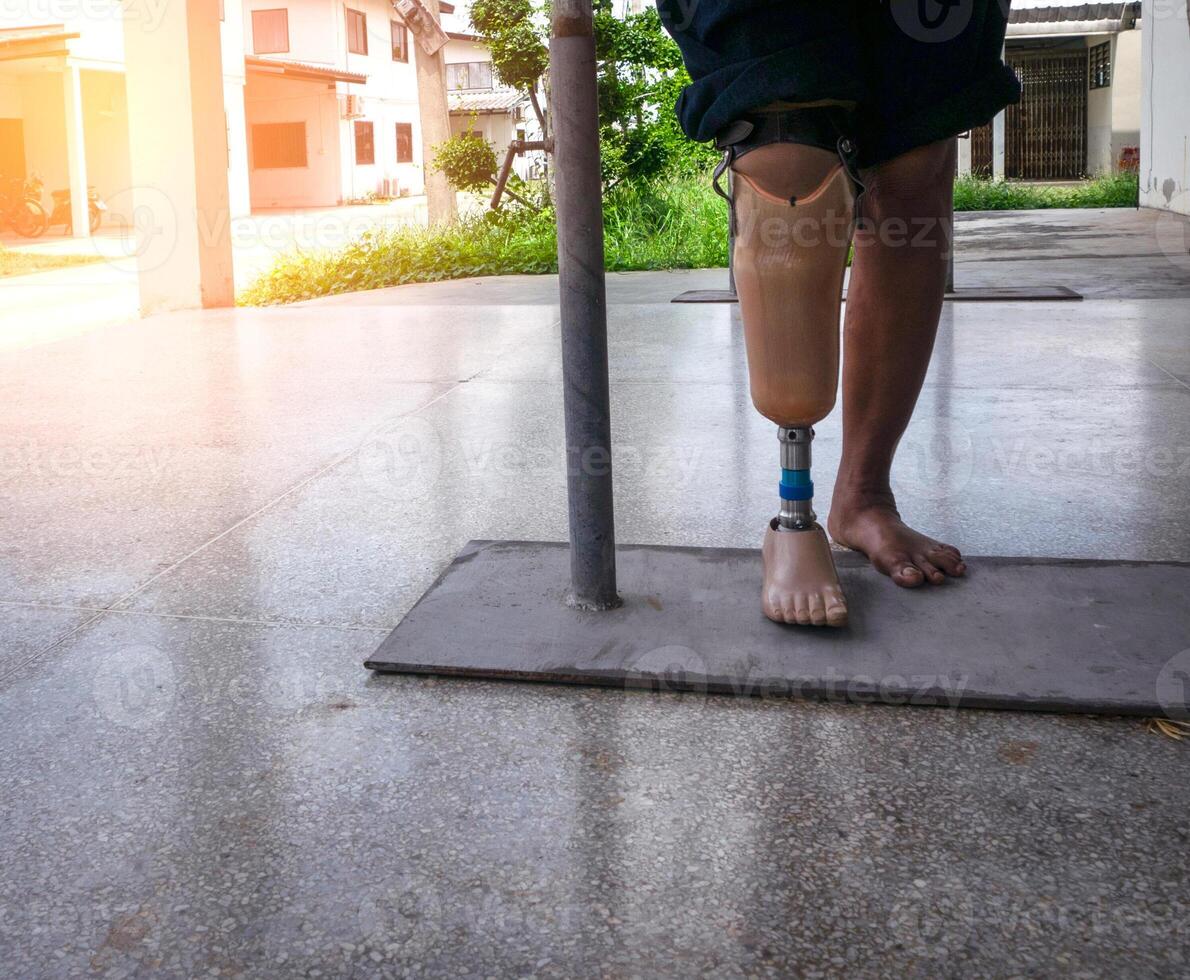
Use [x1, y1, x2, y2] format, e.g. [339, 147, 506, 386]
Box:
[717, 108, 860, 627]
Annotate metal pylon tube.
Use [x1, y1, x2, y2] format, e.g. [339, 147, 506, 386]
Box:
[550, 0, 620, 610]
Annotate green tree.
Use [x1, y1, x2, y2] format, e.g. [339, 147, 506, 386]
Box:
[465, 0, 711, 187]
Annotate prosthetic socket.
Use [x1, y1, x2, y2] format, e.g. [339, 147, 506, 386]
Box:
[729, 146, 858, 531]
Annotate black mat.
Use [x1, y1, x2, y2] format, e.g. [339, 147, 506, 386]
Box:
[366, 540, 1189, 717]
[672, 286, 1083, 303]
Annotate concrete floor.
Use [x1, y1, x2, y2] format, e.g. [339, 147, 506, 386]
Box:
[0, 194, 471, 350]
[2, 211, 1190, 977]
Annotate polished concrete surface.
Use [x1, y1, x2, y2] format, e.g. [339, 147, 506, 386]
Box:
[3, 216, 1190, 975]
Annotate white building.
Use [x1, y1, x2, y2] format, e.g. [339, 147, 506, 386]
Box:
[963, 1, 1143, 180]
[1139, 0, 1190, 214]
[0, 0, 512, 224]
[444, 29, 542, 182]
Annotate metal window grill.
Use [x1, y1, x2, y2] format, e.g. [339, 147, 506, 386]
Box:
[1089, 41, 1111, 90]
[971, 48, 1089, 180]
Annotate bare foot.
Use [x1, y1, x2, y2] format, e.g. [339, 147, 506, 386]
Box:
[761, 521, 848, 627]
[827, 490, 965, 588]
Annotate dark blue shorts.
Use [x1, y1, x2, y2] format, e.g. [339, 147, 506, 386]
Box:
[659, 0, 1021, 168]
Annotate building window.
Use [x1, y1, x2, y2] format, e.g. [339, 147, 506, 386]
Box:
[391, 20, 408, 62]
[354, 120, 375, 165]
[252, 122, 306, 168]
[1089, 41, 1111, 90]
[251, 8, 289, 54]
[446, 61, 494, 91]
[395, 122, 414, 163]
[346, 7, 368, 55]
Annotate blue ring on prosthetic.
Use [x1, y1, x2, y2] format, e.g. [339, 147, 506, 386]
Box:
[779, 469, 813, 501]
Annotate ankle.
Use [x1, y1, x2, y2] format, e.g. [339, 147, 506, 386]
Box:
[831, 482, 897, 511]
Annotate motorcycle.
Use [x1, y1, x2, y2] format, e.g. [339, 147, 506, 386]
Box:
[0, 174, 48, 238]
[49, 185, 107, 235]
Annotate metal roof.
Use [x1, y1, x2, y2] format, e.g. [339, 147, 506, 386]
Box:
[1008, 1, 1140, 35]
[245, 56, 366, 84]
[0, 24, 78, 54]
[448, 89, 526, 114]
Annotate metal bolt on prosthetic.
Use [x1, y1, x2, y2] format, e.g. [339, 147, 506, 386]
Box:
[778, 426, 815, 530]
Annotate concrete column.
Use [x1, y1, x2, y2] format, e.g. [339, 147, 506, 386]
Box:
[956, 134, 972, 177]
[62, 64, 90, 238]
[122, 0, 234, 313]
[992, 42, 1007, 180]
[413, 0, 457, 225]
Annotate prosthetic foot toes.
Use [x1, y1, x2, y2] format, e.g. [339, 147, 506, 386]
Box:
[761, 522, 848, 628]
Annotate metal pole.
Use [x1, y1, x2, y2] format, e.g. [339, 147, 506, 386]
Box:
[945, 136, 956, 294]
[727, 170, 737, 296]
[946, 223, 955, 294]
[550, 0, 620, 610]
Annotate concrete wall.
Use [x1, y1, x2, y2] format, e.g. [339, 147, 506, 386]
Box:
[0, 78, 21, 117]
[1086, 38, 1113, 176]
[1086, 30, 1142, 176]
[80, 70, 131, 221]
[1140, 0, 1190, 213]
[1111, 28, 1142, 170]
[16, 73, 68, 193]
[443, 37, 490, 70]
[244, 72, 342, 207]
[222, 0, 252, 217]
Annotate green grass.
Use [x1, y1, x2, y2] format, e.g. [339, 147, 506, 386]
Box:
[0, 249, 105, 279]
[953, 172, 1138, 210]
[240, 172, 1138, 306]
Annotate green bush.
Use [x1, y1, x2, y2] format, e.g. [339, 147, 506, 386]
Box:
[432, 126, 499, 194]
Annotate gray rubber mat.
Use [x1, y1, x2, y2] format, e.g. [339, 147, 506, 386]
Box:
[671, 286, 1082, 303]
[366, 540, 1190, 717]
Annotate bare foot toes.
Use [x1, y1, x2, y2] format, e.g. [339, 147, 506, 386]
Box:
[761, 522, 849, 627]
[828, 493, 965, 590]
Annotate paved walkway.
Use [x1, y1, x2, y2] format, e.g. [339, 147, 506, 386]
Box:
[1, 208, 1189, 976]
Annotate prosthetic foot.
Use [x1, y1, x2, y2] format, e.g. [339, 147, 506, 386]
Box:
[761, 427, 848, 627]
[719, 120, 858, 627]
